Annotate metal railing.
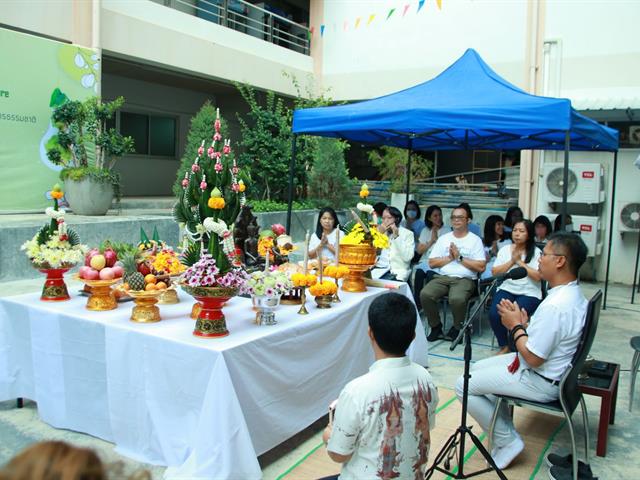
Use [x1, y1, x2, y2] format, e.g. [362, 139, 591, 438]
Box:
[157, 0, 310, 55]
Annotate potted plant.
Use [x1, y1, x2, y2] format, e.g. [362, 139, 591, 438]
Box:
[46, 96, 134, 215]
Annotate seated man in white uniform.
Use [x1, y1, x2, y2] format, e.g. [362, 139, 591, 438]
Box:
[321, 293, 439, 480]
[455, 232, 589, 471]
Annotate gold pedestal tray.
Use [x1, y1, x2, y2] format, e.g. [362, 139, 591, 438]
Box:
[126, 289, 163, 323]
[76, 276, 121, 311]
[158, 287, 179, 305]
[338, 244, 377, 292]
[281, 287, 303, 305]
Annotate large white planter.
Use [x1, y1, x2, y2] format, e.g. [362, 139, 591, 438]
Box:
[390, 192, 414, 212]
[64, 178, 114, 216]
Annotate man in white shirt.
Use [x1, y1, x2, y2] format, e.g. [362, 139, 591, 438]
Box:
[322, 292, 439, 480]
[455, 232, 589, 471]
[420, 206, 486, 341]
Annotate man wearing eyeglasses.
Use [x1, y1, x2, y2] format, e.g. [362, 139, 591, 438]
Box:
[420, 206, 486, 342]
[456, 232, 588, 473]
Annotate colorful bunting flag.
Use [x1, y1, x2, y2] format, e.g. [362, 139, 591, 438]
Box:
[320, 24, 325, 37]
[403, 4, 411, 16]
[417, 0, 426, 13]
[367, 14, 376, 26]
[343, 20, 348, 31]
[386, 8, 396, 20]
[436, 0, 442, 9]
[355, 17, 361, 29]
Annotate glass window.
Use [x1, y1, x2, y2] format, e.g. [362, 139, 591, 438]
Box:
[120, 112, 149, 155]
[150, 116, 176, 157]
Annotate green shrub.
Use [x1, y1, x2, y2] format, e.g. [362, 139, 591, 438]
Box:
[308, 138, 353, 208]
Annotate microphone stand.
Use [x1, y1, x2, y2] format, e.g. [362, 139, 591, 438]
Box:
[425, 277, 507, 479]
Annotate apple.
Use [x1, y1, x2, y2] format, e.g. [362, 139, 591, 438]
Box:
[85, 268, 100, 280]
[78, 266, 92, 279]
[90, 254, 106, 271]
[84, 248, 100, 267]
[137, 261, 151, 276]
[99, 267, 115, 280]
[111, 266, 124, 278]
[103, 248, 117, 267]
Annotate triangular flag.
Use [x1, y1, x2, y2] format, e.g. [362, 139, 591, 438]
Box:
[403, 4, 411, 16]
[367, 14, 376, 26]
[355, 17, 361, 29]
[343, 20, 348, 31]
[436, 0, 442, 9]
[320, 24, 325, 37]
[386, 8, 396, 20]
[310, 26, 315, 36]
[417, 0, 426, 13]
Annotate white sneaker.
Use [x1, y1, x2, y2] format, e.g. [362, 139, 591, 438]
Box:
[491, 434, 524, 470]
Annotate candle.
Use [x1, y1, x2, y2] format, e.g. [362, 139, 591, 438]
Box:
[334, 229, 340, 266]
[264, 243, 270, 272]
[303, 230, 310, 274]
[318, 249, 323, 283]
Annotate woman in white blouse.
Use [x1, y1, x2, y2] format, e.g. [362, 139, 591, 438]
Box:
[308, 207, 340, 262]
[489, 219, 542, 354]
[480, 215, 511, 280]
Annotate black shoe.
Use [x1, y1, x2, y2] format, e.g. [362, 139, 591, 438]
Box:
[546, 453, 592, 477]
[548, 464, 597, 480]
[445, 326, 460, 341]
[427, 325, 444, 342]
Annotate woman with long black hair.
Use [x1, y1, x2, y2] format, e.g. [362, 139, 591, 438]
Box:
[308, 207, 340, 262]
[488, 219, 542, 354]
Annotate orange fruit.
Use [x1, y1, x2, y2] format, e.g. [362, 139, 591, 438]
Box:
[145, 283, 157, 291]
[156, 281, 167, 290]
[144, 274, 157, 284]
[122, 282, 130, 290]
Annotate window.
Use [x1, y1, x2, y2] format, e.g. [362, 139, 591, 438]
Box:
[119, 112, 177, 157]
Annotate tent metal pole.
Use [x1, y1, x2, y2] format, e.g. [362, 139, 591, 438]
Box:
[631, 225, 640, 304]
[560, 131, 570, 230]
[603, 151, 618, 310]
[286, 134, 297, 234]
[406, 138, 413, 205]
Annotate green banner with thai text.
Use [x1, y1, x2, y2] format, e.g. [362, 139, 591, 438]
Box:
[0, 27, 100, 212]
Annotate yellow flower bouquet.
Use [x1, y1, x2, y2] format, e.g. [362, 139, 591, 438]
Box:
[323, 265, 350, 279]
[308, 280, 338, 297]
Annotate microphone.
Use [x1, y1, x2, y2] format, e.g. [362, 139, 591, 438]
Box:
[481, 266, 527, 284]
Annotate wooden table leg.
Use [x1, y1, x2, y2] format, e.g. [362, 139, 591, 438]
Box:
[610, 377, 619, 425]
[596, 392, 612, 457]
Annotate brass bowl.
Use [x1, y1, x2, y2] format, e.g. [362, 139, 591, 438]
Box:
[314, 294, 333, 309]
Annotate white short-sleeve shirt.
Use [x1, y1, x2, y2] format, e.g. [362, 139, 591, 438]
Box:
[308, 228, 338, 262]
[494, 244, 542, 299]
[523, 281, 588, 380]
[327, 357, 439, 480]
[428, 231, 485, 279]
[418, 225, 452, 263]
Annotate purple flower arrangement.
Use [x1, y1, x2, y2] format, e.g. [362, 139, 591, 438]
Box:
[183, 254, 249, 292]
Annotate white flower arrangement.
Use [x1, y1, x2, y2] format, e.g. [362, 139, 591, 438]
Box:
[22, 230, 87, 269]
[357, 202, 374, 214]
[246, 269, 293, 297]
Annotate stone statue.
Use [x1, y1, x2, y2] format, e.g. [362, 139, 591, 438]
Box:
[244, 224, 260, 267]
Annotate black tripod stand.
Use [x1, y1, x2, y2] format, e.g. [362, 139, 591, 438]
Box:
[425, 279, 507, 479]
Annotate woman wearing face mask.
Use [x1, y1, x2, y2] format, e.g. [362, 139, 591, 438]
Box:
[480, 215, 512, 280]
[401, 200, 426, 244]
[488, 219, 542, 354]
[411, 205, 451, 309]
[309, 207, 340, 262]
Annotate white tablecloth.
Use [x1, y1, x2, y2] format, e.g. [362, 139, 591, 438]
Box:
[0, 283, 427, 479]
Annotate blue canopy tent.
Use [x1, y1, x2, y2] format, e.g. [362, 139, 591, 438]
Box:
[289, 49, 620, 306]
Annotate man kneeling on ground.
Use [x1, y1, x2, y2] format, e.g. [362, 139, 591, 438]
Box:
[322, 292, 439, 480]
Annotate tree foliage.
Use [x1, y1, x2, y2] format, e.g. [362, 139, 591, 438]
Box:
[308, 138, 353, 208]
[368, 146, 434, 193]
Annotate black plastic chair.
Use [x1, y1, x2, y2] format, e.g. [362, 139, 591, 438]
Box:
[488, 289, 602, 480]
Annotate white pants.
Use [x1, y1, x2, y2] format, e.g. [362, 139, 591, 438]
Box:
[454, 353, 559, 448]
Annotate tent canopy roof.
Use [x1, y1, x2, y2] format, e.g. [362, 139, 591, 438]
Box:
[292, 49, 618, 152]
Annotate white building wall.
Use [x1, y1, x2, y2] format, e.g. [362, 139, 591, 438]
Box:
[0, 0, 74, 43]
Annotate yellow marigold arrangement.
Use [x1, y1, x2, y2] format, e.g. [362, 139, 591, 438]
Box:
[323, 265, 350, 279]
[341, 223, 390, 249]
[152, 249, 187, 276]
[258, 237, 275, 260]
[359, 183, 369, 198]
[291, 273, 317, 287]
[309, 280, 338, 296]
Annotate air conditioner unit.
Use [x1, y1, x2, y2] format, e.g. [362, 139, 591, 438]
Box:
[541, 213, 601, 257]
[542, 163, 605, 204]
[618, 201, 640, 233]
[629, 126, 640, 145]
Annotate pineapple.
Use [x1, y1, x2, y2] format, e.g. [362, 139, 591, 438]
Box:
[122, 252, 145, 291]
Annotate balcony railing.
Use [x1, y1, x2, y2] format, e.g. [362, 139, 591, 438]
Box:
[157, 0, 310, 55]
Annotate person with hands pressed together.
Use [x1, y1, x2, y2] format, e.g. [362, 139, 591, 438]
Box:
[420, 206, 486, 342]
[371, 206, 415, 281]
[455, 232, 588, 471]
[321, 293, 438, 480]
[309, 207, 340, 262]
[488, 219, 542, 354]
